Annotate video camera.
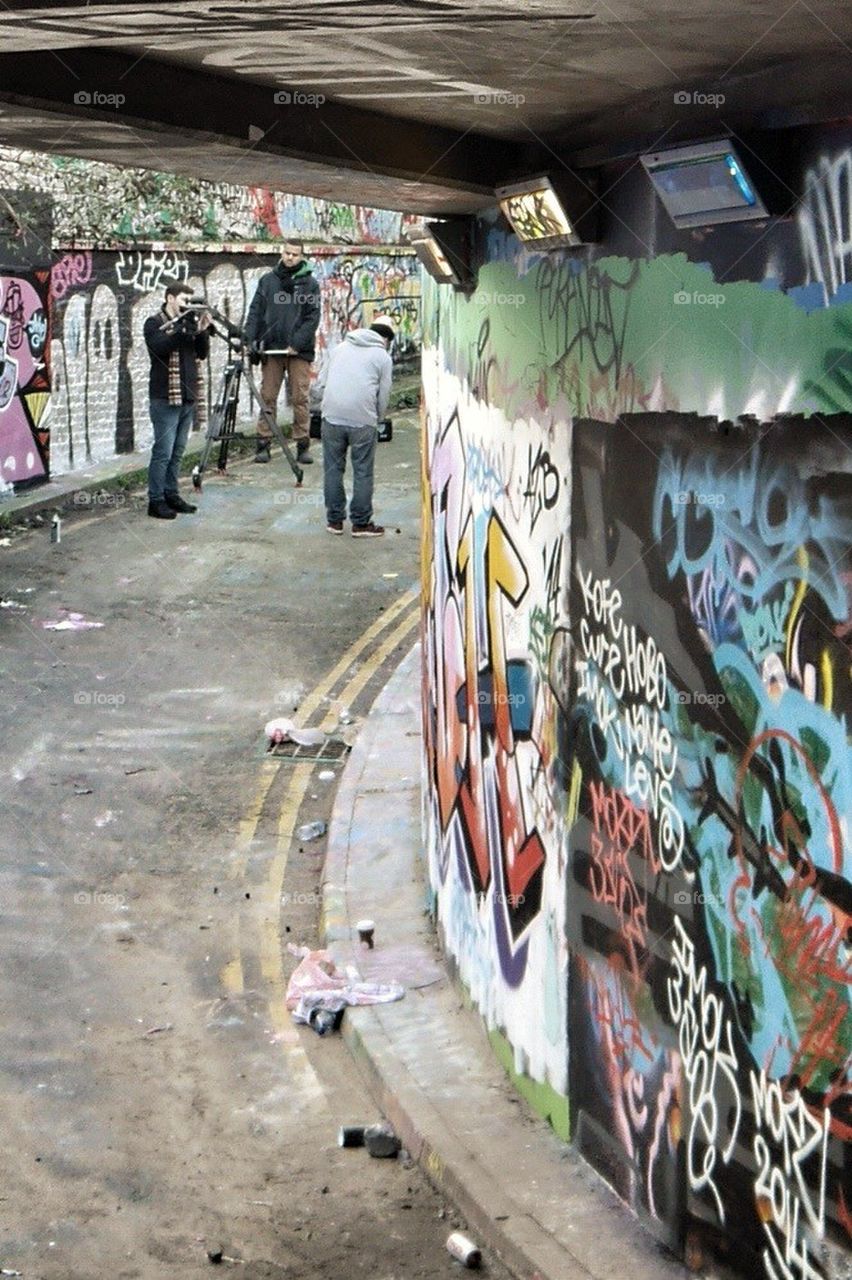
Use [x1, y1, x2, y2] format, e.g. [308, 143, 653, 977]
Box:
[309, 412, 393, 443]
[159, 297, 245, 344]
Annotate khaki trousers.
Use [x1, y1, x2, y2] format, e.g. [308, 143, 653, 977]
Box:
[256, 355, 311, 443]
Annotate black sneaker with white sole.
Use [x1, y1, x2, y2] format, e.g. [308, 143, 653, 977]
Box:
[351, 523, 384, 538]
[326, 521, 344, 535]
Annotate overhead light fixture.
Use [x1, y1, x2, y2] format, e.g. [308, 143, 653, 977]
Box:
[405, 220, 474, 292]
[495, 173, 598, 249]
[641, 140, 769, 228]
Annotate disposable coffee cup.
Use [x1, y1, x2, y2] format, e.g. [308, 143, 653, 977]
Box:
[356, 918, 375, 949]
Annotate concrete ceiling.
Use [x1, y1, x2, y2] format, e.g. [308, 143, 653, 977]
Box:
[0, 1, 850, 214]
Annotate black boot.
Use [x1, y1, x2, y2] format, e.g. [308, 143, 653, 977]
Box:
[296, 440, 314, 465]
[148, 499, 177, 520]
[254, 441, 272, 464]
[165, 492, 197, 514]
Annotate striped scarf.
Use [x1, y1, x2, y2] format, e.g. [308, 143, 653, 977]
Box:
[164, 308, 183, 406]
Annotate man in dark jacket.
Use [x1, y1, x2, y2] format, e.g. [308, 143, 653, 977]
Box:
[244, 238, 321, 465]
[143, 282, 210, 520]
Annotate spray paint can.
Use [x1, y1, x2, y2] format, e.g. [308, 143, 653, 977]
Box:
[446, 1232, 481, 1268]
[50, 513, 61, 544]
[337, 1125, 366, 1148]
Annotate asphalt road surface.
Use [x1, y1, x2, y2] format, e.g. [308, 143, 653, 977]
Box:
[0, 416, 512, 1280]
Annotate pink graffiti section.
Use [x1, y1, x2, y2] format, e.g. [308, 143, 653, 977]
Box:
[0, 272, 50, 487]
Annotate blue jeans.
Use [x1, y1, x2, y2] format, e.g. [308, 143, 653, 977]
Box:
[148, 399, 194, 501]
[322, 419, 377, 527]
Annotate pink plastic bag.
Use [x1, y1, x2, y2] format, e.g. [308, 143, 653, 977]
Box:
[285, 945, 404, 1024]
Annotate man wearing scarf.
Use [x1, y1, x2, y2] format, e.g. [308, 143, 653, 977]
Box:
[143, 282, 210, 520]
[244, 238, 321, 466]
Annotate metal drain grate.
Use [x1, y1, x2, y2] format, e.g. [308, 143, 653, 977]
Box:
[263, 736, 351, 765]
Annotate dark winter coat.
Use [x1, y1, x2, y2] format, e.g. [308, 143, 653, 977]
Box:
[144, 310, 209, 403]
[243, 260, 321, 362]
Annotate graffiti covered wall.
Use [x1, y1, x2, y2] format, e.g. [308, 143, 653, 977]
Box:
[45, 247, 420, 477]
[0, 271, 50, 488]
[422, 119, 852, 1278]
[0, 146, 409, 248]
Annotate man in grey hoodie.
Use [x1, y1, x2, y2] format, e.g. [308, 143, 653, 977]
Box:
[320, 315, 394, 537]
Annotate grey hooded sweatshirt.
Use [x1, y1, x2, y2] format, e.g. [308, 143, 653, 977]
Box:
[321, 329, 392, 429]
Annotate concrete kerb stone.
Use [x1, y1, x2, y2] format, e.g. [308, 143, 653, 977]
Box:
[321, 642, 691, 1280]
[0, 429, 259, 528]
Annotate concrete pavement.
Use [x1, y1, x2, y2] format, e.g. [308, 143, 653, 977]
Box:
[322, 643, 692, 1280]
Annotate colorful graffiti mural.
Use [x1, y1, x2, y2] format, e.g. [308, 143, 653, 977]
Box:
[422, 125, 852, 1279]
[0, 146, 408, 248]
[421, 353, 570, 1094]
[0, 270, 50, 489]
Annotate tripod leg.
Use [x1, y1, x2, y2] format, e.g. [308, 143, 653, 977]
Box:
[244, 361, 304, 485]
[192, 361, 234, 489]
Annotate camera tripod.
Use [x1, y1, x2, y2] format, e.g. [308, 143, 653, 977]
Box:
[189, 308, 304, 490]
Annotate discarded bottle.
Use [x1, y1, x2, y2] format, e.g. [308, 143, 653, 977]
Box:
[296, 820, 327, 842]
[50, 513, 61, 544]
[446, 1232, 481, 1268]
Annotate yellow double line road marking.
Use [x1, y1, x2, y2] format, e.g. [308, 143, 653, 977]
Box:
[222, 586, 420, 1098]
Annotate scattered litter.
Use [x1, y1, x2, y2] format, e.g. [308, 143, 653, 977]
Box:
[285, 944, 404, 1028]
[207, 1247, 224, 1264]
[0, 536, 11, 546]
[50, 513, 61, 545]
[338, 1124, 367, 1148]
[143, 1022, 173, 1036]
[264, 716, 294, 746]
[296, 820, 327, 842]
[123, 767, 152, 776]
[382, 573, 399, 579]
[446, 1232, 482, 1268]
[94, 810, 114, 827]
[308, 1005, 344, 1036]
[288, 726, 325, 747]
[42, 611, 104, 631]
[318, 770, 335, 781]
[0, 599, 26, 610]
[356, 918, 375, 949]
[248, 1200, 273, 1207]
[73, 785, 93, 796]
[1, 1269, 24, 1276]
[364, 1122, 401, 1159]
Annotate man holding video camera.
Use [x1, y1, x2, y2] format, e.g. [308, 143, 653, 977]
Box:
[244, 238, 321, 466]
[143, 282, 210, 520]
